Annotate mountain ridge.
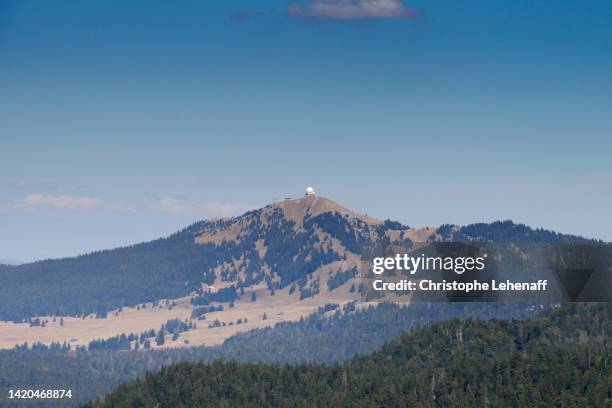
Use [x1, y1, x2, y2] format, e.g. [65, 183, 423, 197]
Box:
[0, 196, 600, 324]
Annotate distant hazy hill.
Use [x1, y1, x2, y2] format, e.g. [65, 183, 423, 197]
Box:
[0, 259, 22, 266]
[86, 303, 611, 407]
[0, 196, 597, 321]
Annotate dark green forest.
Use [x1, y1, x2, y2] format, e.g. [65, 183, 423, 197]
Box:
[0, 302, 538, 407]
[87, 303, 610, 408]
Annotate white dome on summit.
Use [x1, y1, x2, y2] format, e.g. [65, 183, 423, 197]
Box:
[305, 186, 316, 196]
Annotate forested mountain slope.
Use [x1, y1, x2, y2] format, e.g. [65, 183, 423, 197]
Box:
[0, 196, 596, 322]
[0, 197, 384, 321]
[86, 303, 611, 407]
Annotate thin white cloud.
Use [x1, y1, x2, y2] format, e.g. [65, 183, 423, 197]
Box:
[14, 194, 253, 217]
[17, 194, 102, 210]
[288, 0, 415, 20]
[153, 197, 255, 218]
[14, 194, 134, 212]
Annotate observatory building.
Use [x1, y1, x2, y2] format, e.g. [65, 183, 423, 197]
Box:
[305, 186, 316, 196]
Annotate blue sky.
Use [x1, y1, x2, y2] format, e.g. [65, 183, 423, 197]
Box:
[1, 0, 611, 261]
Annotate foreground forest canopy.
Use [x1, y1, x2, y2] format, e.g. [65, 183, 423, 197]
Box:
[0, 302, 535, 407]
[86, 303, 610, 408]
